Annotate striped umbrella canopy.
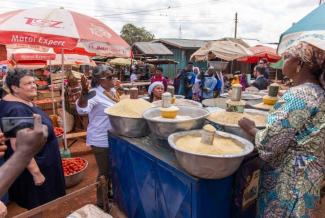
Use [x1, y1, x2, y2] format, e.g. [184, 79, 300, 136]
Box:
[0, 7, 131, 151]
[278, 3, 325, 54]
[0, 7, 130, 57]
[190, 40, 252, 62]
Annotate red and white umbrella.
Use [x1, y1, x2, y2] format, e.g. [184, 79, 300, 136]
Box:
[49, 54, 93, 65]
[7, 48, 56, 62]
[237, 45, 281, 63]
[0, 7, 130, 57]
[0, 7, 130, 152]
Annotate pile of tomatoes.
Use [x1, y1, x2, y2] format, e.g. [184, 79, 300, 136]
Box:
[54, 127, 64, 137]
[62, 157, 86, 176]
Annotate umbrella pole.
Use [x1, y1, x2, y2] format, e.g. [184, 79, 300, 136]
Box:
[49, 61, 56, 115]
[275, 69, 278, 81]
[61, 49, 70, 157]
[230, 61, 233, 74]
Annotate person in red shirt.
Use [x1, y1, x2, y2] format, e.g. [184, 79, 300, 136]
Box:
[150, 67, 168, 91]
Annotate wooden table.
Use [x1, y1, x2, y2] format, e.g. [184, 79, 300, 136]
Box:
[120, 81, 151, 88]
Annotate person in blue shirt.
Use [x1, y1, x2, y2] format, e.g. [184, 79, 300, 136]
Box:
[177, 62, 196, 99]
[202, 68, 217, 100]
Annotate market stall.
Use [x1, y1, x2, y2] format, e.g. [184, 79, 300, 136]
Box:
[236, 45, 281, 63]
[108, 133, 233, 218]
[103, 89, 263, 218]
[145, 59, 178, 80]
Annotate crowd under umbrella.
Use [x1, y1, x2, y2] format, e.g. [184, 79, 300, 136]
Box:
[0, 7, 131, 155]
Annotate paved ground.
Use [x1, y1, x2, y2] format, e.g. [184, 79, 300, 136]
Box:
[5, 140, 325, 217]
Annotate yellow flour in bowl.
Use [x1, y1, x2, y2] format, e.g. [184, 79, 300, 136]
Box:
[208, 111, 266, 126]
[175, 135, 244, 155]
[105, 99, 153, 118]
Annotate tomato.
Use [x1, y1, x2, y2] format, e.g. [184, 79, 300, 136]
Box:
[62, 157, 86, 176]
[54, 127, 64, 137]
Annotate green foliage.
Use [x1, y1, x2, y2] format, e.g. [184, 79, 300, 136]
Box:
[120, 23, 155, 45]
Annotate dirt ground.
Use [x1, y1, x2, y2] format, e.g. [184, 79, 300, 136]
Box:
[5, 140, 325, 218]
[6, 140, 126, 218]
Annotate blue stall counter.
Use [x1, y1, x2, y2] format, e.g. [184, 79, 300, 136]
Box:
[108, 132, 234, 218]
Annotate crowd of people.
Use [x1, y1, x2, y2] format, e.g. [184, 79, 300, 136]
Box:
[146, 58, 271, 103]
[0, 41, 324, 218]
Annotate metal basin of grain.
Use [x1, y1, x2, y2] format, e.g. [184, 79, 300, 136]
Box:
[168, 130, 254, 179]
[206, 109, 268, 141]
[152, 99, 202, 108]
[143, 106, 209, 140]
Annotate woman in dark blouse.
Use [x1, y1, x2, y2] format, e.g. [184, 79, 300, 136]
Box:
[0, 69, 65, 209]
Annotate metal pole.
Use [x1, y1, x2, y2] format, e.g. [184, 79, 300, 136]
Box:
[234, 12, 238, 39]
[61, 49, 68, 150]
[275, 69, 278, 81]
[49, 60, 56, 115]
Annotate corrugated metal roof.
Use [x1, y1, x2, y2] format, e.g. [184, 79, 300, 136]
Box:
[132, 42, 173, 56]
[155, 38, 209, 49]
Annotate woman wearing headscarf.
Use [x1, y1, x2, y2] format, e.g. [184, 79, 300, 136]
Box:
[76, 65, 118, 209]
[239, 42, 325, 217]
[192, 67, 202, 102]
[150, 67, 168, 91]
[148, 81, 164, 102]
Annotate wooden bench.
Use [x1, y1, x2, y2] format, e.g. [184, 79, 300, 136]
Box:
[65, 131, 87, 139]
[13, 177, 110, 218]
[63, 131, 87, 147]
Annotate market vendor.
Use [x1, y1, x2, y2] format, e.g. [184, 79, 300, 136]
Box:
[76, 65, 117, 209]
[239, 42, 325, 217]
[148, 81, 164, 102]
[0, 69, 65, 210]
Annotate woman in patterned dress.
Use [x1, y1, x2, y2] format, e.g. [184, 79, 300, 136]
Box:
[239, 42, 325, 218]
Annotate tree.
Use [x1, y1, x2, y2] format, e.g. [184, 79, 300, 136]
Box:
[120, 23, 155, 45]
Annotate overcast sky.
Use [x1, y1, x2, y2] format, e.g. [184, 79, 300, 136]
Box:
[0, 0, 321, 43]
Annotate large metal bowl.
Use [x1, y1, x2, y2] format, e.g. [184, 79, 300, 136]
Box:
[168, 130, 254, 179]
[105, 111, 150, 137]
[202, 98, 227, 108]
[152, 99, 202, 108]
[64, 158, 88, 188]
[174, 95, 185, 99]
[220, 93, 262, 100]
[143, 106, 209, 139]
[207, 109, 268, 141]
[141, 95, 185, 102]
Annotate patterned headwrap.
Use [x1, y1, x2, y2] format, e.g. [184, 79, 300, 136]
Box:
[283, 41, 325, 88]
